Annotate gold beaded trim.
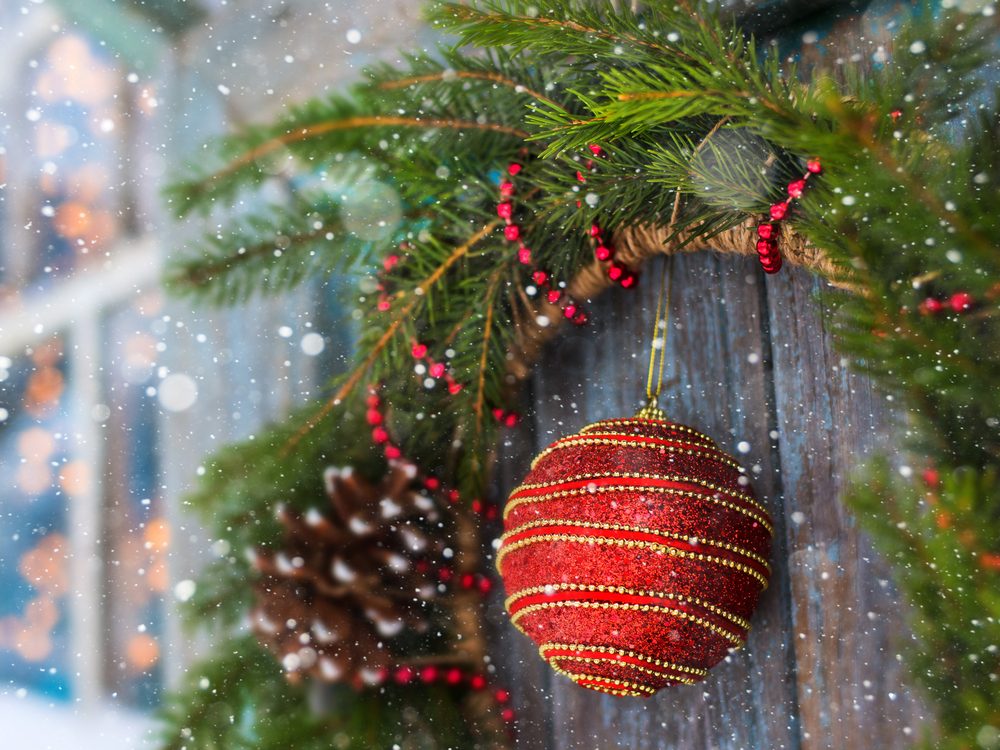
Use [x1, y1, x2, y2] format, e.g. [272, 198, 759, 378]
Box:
[506, 583, 752, 632]
[531, 435, 741, 471]
[544, 651, 700, 685]
[539, 642, 708, 677]
[498, 519, 770, 582]
[549, 663, 657, 696]
[504, 477, 773, 535]
[509, 599, 746, 647]
[580, 418, 715, 447]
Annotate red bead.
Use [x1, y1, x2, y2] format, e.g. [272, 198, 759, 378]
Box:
[607, 263, 624, 281]
[546, 289, 562, 304]
[460, 573, 475, 589]
[372, 427, 389, 444]
[424, 476, 441, 490]
[411, 343, 428, 359]
[495, 689, 510, 704]
[501, 709, 516, 723]
[508, 163, 522, 176]
[589, 224, 602, 238]
[492, 407, 505, 420]
[922, 467, 940, 488]
[890, 109, 903, 121]
[420, 666, 439, 683]
[384, 444, 402, 460]
[949, 291, 973, 312]
[619, 272, 637, 289]
[446, 668, 463, 685]
[588, 144, 603, 156]
[594, 245, 613, 261]
[377, 297, 391, 312]
[517, 246, 532, 264]
[756, 239, 777, 256]
[757, 223, 775, 240]
[477, 576, 494, 594]
[429, 362, 446, 378]
[504, 225, 520, 242]
[504, 413, 519, 427]
[563, 304, 578, 319]
[919, 298, 944, 315]
[500, 181, 515, 196]
[787, 179, 806, 199]
[383, 254, 400, 271]
[532, 270, 549, 286]
[806, 158, 822, 174]
[366, 393, 381, 408]
[366, 409, 383, 426]
[769, 202, 789, 221]
[576, 170, 586, 183]
[762, 257, 783, 274]
[497, 202, 513, 219]
[572, 311, 589, 326]
[447, 489, 460, 503]
[470, 674, 487, 690]
[394, 667, 414, 685]
[438, 566, 453, 582]
[447, 381, 463, 395]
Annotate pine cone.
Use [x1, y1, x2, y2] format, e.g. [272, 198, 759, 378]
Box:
[249, 462, 446, 686]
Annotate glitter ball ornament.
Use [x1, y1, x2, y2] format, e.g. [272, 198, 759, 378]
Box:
[499, 408, 772, 698]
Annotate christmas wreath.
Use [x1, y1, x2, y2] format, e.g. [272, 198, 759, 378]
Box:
[161, 2, 1000, 748]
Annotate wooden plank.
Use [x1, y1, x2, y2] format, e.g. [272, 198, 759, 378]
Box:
[764, 268, 931, 749]
[498, 251, 801, 749]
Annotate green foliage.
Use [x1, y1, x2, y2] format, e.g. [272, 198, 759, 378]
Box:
[166, 0, 1000, 747]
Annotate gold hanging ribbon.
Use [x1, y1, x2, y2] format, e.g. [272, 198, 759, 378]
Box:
[637, 257, 673, 421]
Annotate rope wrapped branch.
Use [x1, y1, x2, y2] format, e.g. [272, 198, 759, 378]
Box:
[507, 219, 847, 380]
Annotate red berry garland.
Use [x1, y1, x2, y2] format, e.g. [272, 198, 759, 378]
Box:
[756, 158, 822, 275]
[499, 415, 772, 697]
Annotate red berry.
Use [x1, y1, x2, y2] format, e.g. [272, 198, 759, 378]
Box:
[504, 412, 519, 427]
[429, 362, 446, 378]
[424, 476, 440, 490]
[377, 297, 391, 312]
[607, 263, 624, 281]
[756, 239, 778, 256]
[594, 245, 613, 261]
[446, 668, 463, 685]
[460, 573, 475, 589]
[619, 272, 637, 289]
[497, 202, 513, 219]
[372, 427, 389, 444]
[787, 179, 806, 199]
[563, 304, 578, 318]
[517, 246, 532, 264]
[949, 291, 974, 313]
[920, 297, 944, 315]
[546, 289, 562, 304]
[384, 444, 402, 460]
[576, 170, 586, 183]
[532, 270, 549, 286]
[394, 667, 413, 685]
[589, 224, 602, 238]
[761, 257, 783, 274]
[806, 158, 822, 174]
[383, 254, 400, 271]
[769, 202, 789, 221]
[420, 666, 439, 683]
[495, 689, 510, 703]
[572, 311, 589, 326]
[503, 225, 520, 242]
[447, 381, 463, 395]
[588, 144, 603, 156]
[470, 674, 487, 690]
[922, 467, 940, 488]
[757, 223, 775, 240]
[366, 393, 381, 408]
[508, 163, 522, 176]
[501, 708, 516, 723]
[492, 407, 505, 420]
[366, 409, 383, 426]
[500, 181, 515, 196]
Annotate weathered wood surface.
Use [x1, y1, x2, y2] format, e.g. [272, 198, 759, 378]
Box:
[489, 255, 931, 749]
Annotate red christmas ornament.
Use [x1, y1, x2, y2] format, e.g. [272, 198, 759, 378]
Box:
[499, 411, 772, 697]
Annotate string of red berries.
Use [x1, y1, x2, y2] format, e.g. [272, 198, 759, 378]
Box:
[376, 250, 403, 312]
[410, 341, 464, 395]
[919, 291, 976, 316]
[576, 145, 639, 289]
[386, 666, 517, 727]
[499, 163, 589, 326]
[756, 157, 822, 275]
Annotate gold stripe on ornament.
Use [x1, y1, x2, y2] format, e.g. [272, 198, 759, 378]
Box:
[539, 642, 708, 677]
[579, 418, 715, 447]
[506, 583, 752, 632]
[546, 653, 700, 685]
[497, 532, 769, 589]
[531, 436, 741, 471]
[509, 599, 746, 647]
[503, 477, 773, 534]
[500, 519, 770, 576]
[549, 663, 658, 696]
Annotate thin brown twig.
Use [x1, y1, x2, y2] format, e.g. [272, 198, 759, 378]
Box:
[379, 71, 564, 111]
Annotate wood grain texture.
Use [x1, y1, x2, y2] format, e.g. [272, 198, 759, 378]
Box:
[490, 254, 932, 748]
